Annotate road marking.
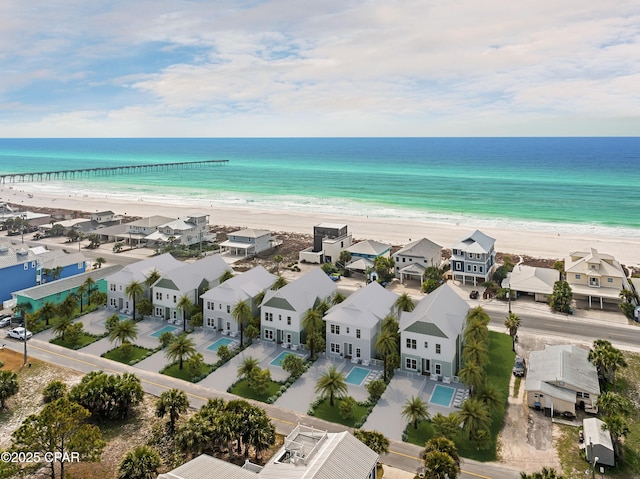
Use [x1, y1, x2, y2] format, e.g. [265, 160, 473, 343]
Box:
[28, 343, 494, 479]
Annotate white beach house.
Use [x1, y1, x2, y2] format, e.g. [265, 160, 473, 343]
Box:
[260, 268, 336, 347]
[324, 281, 398, 362]
[399, 283, 468, 379]
[220, 228, 276, 256]
[392, 237, 442, 284]
[200, 265, 276, 334]
[299, 223, 353, 264]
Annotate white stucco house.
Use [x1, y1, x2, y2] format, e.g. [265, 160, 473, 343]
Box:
[151, 254, 229, 322]
[399, 283, 468, 379]
[502, 265, 560, 302]
[392, 237, 442, 284]
[299, 223, 353, 264]
[450, 229, 496, 286]
[220, 228, 276, 256]
[260, 268, 336, 347]
[200, 265, 276, 334]
[324, 281, 398, 362]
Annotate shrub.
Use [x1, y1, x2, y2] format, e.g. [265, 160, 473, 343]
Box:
[366, 379, 386, 399]
[42, 380, 67, 403]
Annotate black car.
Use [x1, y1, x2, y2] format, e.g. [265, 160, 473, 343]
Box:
[469, 290, 479, 299]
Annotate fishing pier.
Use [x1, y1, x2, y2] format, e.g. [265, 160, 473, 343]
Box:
[0, 159, 229, 185]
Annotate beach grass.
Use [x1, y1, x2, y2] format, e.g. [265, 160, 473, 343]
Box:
[229, 378, 281, 403]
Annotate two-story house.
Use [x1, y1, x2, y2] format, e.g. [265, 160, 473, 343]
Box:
[324, 281, 398, 362]
[146, 214, 211, 246]
[261, 268, 336, 347]
[392, 237, 442, 284]
[299, 223, 353, 264]
[346, 239, 392, 261]
[450, 229, 496, 286]
[151, 254, 229, 322]
[399, 283, 468, 379]
[565, 248, 631, 309]
[200, 265, 276, 334]
[106, 253, 182, 312]
[220, 228, 275, 256]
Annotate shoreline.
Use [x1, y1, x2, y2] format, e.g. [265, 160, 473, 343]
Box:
[4, 185, 640, 268]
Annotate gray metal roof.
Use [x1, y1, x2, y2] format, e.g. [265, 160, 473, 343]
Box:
[201, 266, 276, 304]
[324, 281, 397, 329]
[583, 417, 613, 451]
[41, 251, 86, 269]
[261, 268, 336, 313]
[14, 265, 123, 300]
[346, 239, 391, 256]
[502, 265, 559, 295]
[157, 454, 257, 479]
[526, 344, 600, 395]
[153, 255, 229, 292]
[400, 283, 468, 340]
[106, 253, 183, 285]
[393, 237, 442, 261]
[452, 229, 495, 254]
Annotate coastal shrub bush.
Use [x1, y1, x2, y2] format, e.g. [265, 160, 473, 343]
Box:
[42, 380, 67, 403]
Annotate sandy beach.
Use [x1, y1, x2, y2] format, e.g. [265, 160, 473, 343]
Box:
[4, 185, 640, 268]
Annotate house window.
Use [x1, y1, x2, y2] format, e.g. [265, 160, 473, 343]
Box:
[264, 330, 274, 340]
[155, 307, 162, 316]
[226, 322, 230, 330]
[575, 274, 581, 279]
[406, 338, 417, 349]
[330, 343, 340, 354]
[436, 344, 441, 354]
[78, 262, 83, 268]
[24, 263, 29, 270]
[356, 348, 361, 358]
[172, 311, 177, 319]
[279, 315, 282, 321]
[402, 257, 406, 263]
[331, 324, 340, 335]
[479, 266, 483, 273]
[219, 303, 222, 309]
[435, 364, 441, 375]
[207, 317, 215, 327]
[346, 327, 349, 334]
[466, 264, 471, 272]
[110, 284, 116, 291]
[287, 316, 291, 325]
[424, 341, 428, 348]
[227, 305, 230, 313]
[269, 313, 273, 322]
[356, 329, 361, 339]
[607, 278, 613, 283]
[173, 295, 177, 303]
[472, 265, 478, 273]
[406, 358, 417, 370]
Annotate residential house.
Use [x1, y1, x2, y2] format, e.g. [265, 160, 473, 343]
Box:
[525, 344, 600, 416]
[220, 228, 276, 256]
[0, 242, 87, 304]
[583, 417, 615, 467]
[502, 265, 560, 302]
[346, 239, 392, 260]
[106, 253, 182, 312]
[91, 210, 115, 224]
[565, 248, 631, 309]
[40, 251, 87, 283]
[145, 213, 211, 246]
[324, 282, 397, 361]
[201, 265, 276, 334]
[13, 265, 122, 313]
[151, 255, 229, 322]
[299, 223, 353, 264]
[399, 283, 468, 378]
[158, 425, 379, 479]
[450, 229, 496, 286]
[261, 268, 336, 347]
[393, 237, 442, 284]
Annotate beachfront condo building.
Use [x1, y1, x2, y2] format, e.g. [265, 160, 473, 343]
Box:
[260, 268, 336, 347]
[201, 265, 275, 334]
[399, 284, 468, 379]
[299, 223, 353, 264]
[392, 237, 443, 284]
[150, 254, 229, 323]
[564, 248, 631, 309]
[106, 253, 182, 313]
[324, 281, 398, 362]
[450, 229, 496, 286]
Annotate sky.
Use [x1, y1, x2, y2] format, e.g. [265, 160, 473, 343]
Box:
[1, 0, 639, 137]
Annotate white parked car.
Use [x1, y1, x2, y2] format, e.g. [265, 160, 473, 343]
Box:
[7, 327, 32, 340]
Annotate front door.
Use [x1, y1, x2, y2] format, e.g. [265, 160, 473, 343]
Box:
[423, 358, 430, 373]
[345, 343, 353, 357]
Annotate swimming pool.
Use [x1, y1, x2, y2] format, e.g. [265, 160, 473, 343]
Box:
[150, 325, 178, 337]
[270, 351, 304, 367]
[207, 337, 234, 352]
[430, 385, 456, 408]
[345, 367, 370, 386]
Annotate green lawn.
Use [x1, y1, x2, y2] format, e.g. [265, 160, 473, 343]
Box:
[162, 362, 214, 382]
[50, 332, 103, 349]
[406, 331, 514, 461]
[102, 344, 152, 364]
[312, 398, 369, 428]
[230, 378, 281, 403]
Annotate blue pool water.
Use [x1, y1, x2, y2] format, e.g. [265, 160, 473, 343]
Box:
[430, 385, 456, 407]
[119, 314, 129, 320]
[345, 367, 370, 386]
[206, 337, 234, 352]
[270, 351, 304, 367]
[150, 325, 178, 338]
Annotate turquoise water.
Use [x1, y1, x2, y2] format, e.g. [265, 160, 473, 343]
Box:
[1, 138, 639, 235]
[270, 351, 304, 367]
[345, 366, 370, 386]
[150, 325, 178, 337]
[206, 337, 234, 352]
[430, 385, 456, 407]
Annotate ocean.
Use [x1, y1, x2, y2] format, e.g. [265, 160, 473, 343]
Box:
[0, 137, 638, 237]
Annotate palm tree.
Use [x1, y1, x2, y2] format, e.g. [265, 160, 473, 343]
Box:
[95, 257, 106, 268]
[57, 295, 77, 320]
[52, 316, 73, 340]
[402, 395, 430, 429]
[177, 294, 193, 333]
[254, 290, 266, 308]
[109, 318, 138, 348]
[606, 347, 628, 392]
[219, 269, 234, 283]
[302, 308, 323, 358]
[423, 450, 460, 479]
[504, 313, 521, 352]
[237, 357, 260, 381]
[463, 319, 489, 347]
[51, 266, 63, 280]
[338, 250, 352, 268]
[165, 334, 196, 370]
[375, 329, 397, 382]
[272, 275, 288, 290]
[315, 298, 331, 316]
[520, 467, 566, 479]
[82, 277, 97, 303]
[272, 254, 283, 274]
[595, 391, 632, 417]
[589, 339, 627, 391]
[421, 436, 461, 478]
[231, 299, 251, 346]
[458, 398, 490, 439]
[117, 445, 161, 479]
[458, 362, 485, 396]
[331, 291, 346, 305]
[76, 283, 88, 313]
[125, 280, 144, 321]
[380, 313, 399, 336]
[431, 412, 461, 440]
[156, 389, 189, 433]
[395, 293, 415, 315]
[477, 384, 504, 413]
[38, 302, 56, 326]
[466, 306, 491, 327]
[315, 365, 348, 407]
[462, 339, 489, 369]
